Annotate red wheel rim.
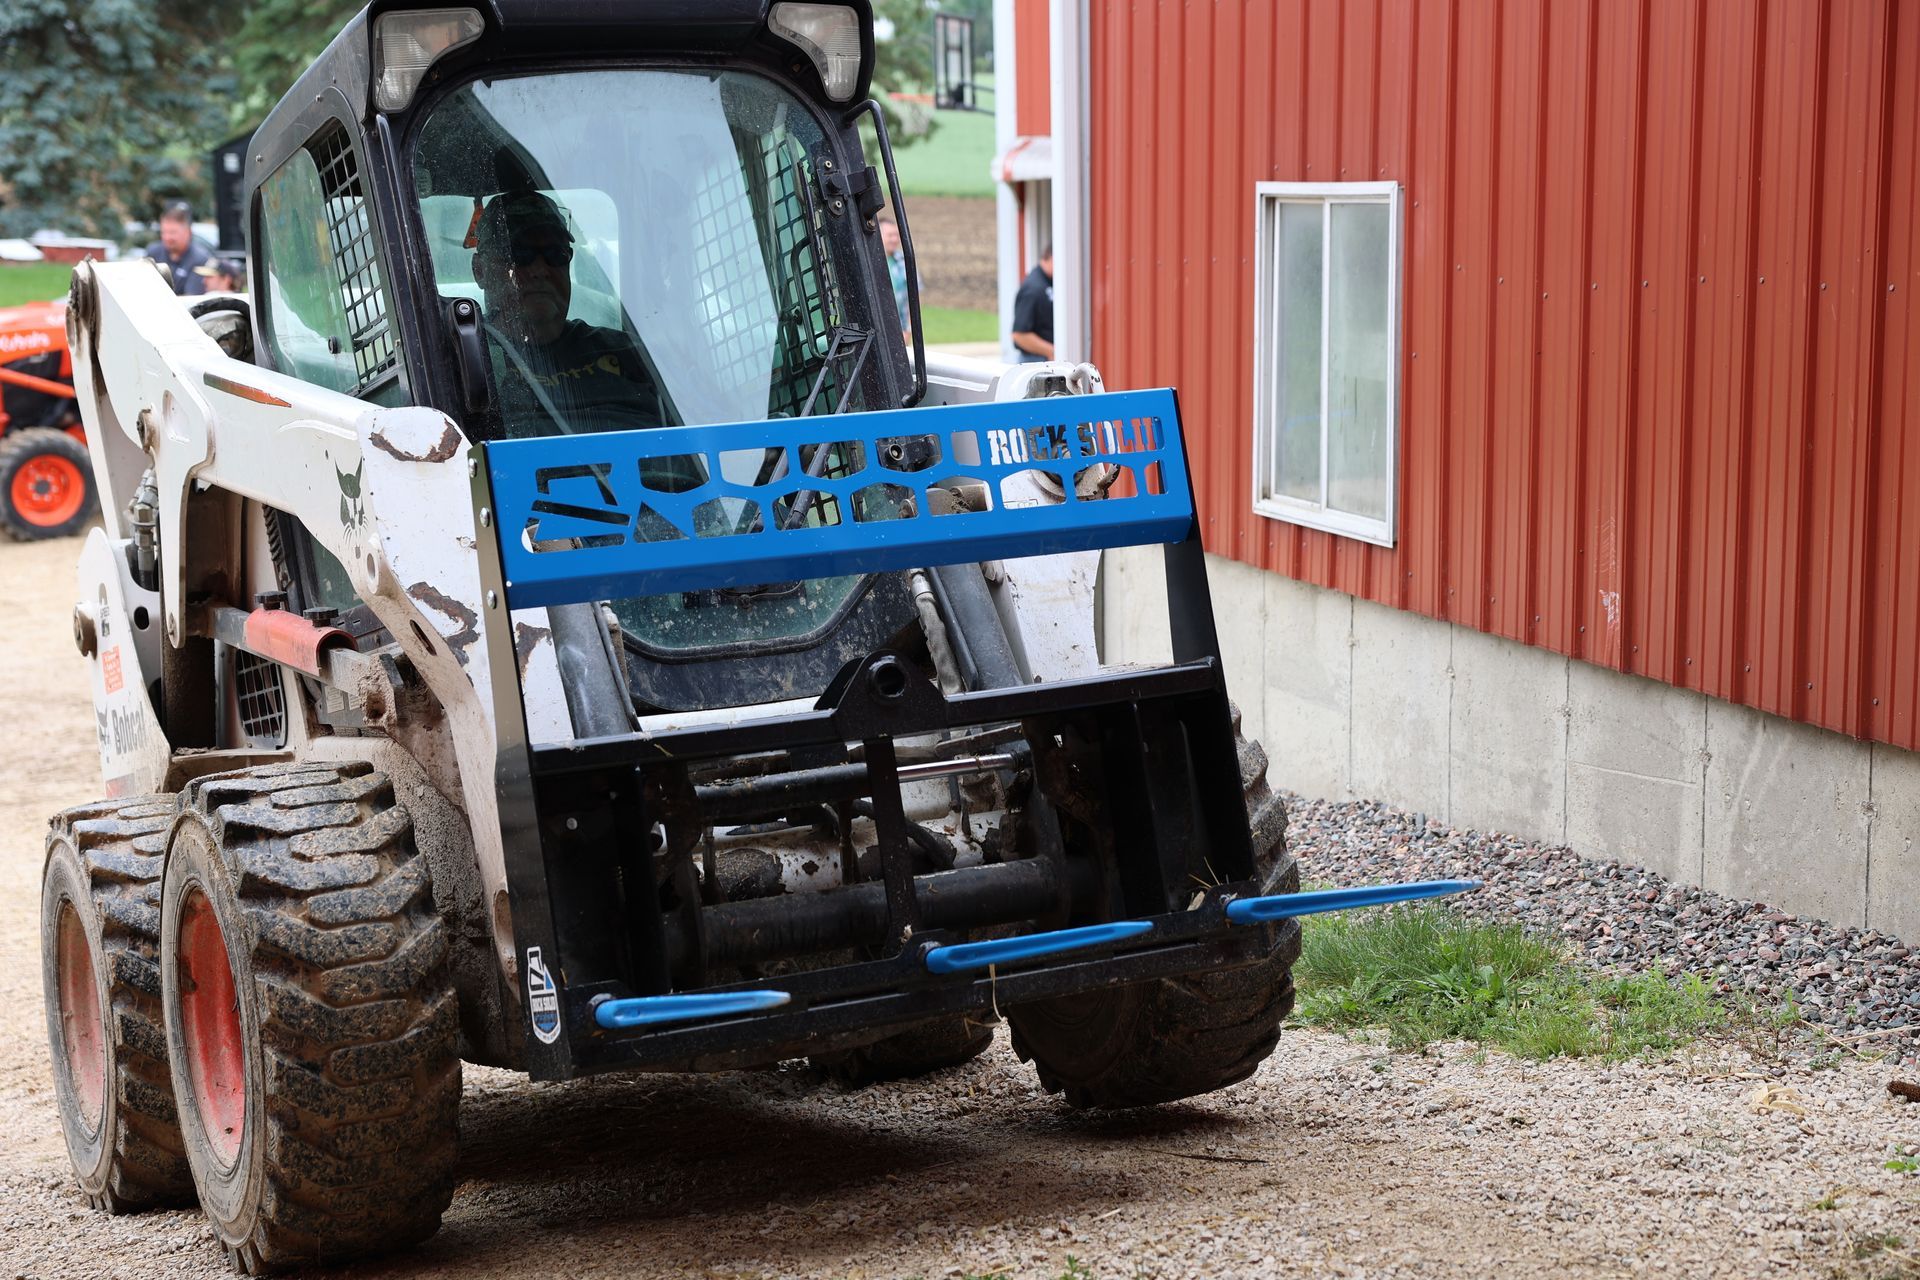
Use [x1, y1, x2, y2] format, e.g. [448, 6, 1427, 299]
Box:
[178, 887, 246, 1167]
[10, 453, 86, 527]
[55, 901, 107, 1130]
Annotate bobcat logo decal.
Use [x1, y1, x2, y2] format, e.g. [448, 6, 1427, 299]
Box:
[336, 458, 366, 533]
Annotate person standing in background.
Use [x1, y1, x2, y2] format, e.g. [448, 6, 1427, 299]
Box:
[144, 201, 212, 296]
[878, 212, 913, 345]
[193, 256, 245, 293]
[1010, 245, 1053, 363]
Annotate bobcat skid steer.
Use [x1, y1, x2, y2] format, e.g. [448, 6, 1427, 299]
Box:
[39, 2, 1315, 1272]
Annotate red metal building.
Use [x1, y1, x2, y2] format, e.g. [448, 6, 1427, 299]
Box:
[1076, 0, 1920, 754]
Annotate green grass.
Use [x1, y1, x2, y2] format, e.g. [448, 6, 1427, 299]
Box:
[920, 305, 998, 345]
[889, 101, 998, 199]
[0, 262, 74, 309]
[1293, 904, 1731, 1061]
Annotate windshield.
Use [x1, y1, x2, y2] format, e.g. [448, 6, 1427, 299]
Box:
[414, 67, 902, 678]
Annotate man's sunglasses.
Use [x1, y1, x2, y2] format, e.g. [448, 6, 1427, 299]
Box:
[510, 242, 573, 269]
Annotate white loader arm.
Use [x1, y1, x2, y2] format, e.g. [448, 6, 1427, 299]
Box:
[72, 262, 450, 650]
[66, 259, 535, 979]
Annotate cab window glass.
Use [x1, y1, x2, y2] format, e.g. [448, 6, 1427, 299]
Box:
[410, 69, 898, 671]
[411, 68, 870, 436]
[253, 127, 398, 620]
[255, 127, 401, 400]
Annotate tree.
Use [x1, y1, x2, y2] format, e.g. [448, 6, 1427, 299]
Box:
[227, 0, 362, 131]
[871, 0, 998, 142]
[0, 0, 956, 243]
[0, 0, 244, 240]
[869, 0, 939, 147]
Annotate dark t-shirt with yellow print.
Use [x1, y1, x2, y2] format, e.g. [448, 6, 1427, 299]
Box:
[493, 320, 667, 436]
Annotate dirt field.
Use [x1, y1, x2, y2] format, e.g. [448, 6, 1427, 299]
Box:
[901, 195, 997, 312]
[2, 531, 1917, 1280]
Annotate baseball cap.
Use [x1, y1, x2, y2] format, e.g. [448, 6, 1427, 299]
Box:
[471, 190, 575, 256]
[194, 257, 246, 288]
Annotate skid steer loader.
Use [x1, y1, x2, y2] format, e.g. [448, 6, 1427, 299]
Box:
[37, 2, 1474, 1271]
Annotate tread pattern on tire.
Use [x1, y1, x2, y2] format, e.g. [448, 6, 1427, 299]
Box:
[814, 1013, 996, 1087]
[49, 797, 196, 1211]
[1009, 707, 1302, 1109]
[177, 761, 458, 1273]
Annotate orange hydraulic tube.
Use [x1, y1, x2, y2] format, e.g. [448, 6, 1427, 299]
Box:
[242, 608, 352, 677]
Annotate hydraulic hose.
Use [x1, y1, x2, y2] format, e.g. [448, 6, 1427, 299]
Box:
[909, 568, 964, 695]
[926, 563, 1024, 691]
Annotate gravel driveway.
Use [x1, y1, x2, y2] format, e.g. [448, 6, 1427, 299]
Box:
[2, 534, 1915, 1280]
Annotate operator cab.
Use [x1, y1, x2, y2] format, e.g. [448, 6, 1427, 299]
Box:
[240, 0, 927, 716]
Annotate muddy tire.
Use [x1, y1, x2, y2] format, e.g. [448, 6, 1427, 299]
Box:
[1007, 717, 1300, 1109]
[813, 1014, 996, 1086]
[40, 797, 196, 1212]
[159, 762, 459, 1274]
[0, 426, 96, 541]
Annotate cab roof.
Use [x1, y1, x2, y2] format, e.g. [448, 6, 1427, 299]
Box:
[244, 0, 869, 212]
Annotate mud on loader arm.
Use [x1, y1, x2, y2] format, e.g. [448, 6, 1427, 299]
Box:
[472, 387, 1282, 1080]
[65, 260, 526, 992]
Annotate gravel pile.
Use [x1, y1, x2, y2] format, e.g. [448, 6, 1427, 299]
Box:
[1285, 795, 1920, 1063]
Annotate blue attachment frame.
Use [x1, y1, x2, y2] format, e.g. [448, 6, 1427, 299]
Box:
[592, 990, 793, 1030]
[1224, 879, 1483, 924]
[922, 920, 1154, 975]
[484, 388, 1191, 609]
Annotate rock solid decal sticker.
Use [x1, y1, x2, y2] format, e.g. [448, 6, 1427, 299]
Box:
[526, 946, 561, 1044]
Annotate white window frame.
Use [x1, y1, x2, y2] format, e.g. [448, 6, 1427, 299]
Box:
[1251, 180, 1402, 547]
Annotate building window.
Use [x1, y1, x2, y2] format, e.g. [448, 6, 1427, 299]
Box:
[1252, 181, 1400, 546]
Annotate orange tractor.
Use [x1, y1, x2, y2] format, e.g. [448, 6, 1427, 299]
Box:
[0, 297, 97, 539]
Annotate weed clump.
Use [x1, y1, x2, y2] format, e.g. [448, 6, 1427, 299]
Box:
[1293, 903, 1733, 1060]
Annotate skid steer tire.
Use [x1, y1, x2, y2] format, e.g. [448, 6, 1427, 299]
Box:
[0, 427, 96, 541]
[159, 762, 459, 1275]
[812, 1013, 996, 1087]
[40, 797, 196, 1213]
[1007, 715, 1300, 1109]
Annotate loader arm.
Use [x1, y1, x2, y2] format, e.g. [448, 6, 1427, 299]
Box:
[66, 259, 528, 990]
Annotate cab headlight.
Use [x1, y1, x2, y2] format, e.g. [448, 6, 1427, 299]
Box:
[768, 3, 863, 102]
[373, 8, 485, 112]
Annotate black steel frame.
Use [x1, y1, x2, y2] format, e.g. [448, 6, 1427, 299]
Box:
[473, 405, 1265, 1080]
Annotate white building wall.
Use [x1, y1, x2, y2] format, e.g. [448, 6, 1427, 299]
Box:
[1100, 547, 1920, 943]
[991, 0, 1021, 365]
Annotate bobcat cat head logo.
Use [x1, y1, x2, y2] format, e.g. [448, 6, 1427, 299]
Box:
[336, 458, 365, 532]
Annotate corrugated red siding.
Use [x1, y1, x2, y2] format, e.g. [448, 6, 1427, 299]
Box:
[1087, 0, 1920, 752]
[1014, 0, 1051, 139]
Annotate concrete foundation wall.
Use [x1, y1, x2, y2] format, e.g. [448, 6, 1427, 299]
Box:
[1100, 547, 1920, 942]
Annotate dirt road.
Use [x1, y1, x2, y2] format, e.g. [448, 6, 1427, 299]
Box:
[2, 533, 1915, 1280]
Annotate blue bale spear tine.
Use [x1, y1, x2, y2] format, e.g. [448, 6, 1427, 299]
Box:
[593, 989, 793, 1030]
[923, 920, 1155, 975]
[1224, 879, 1483, 925]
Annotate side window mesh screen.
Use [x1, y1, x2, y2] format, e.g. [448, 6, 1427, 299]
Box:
[258, 126, 399, 399]
[687, 146, 777, 399]
[742, 131, 853, 421]
[312, 127, 398, 391]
